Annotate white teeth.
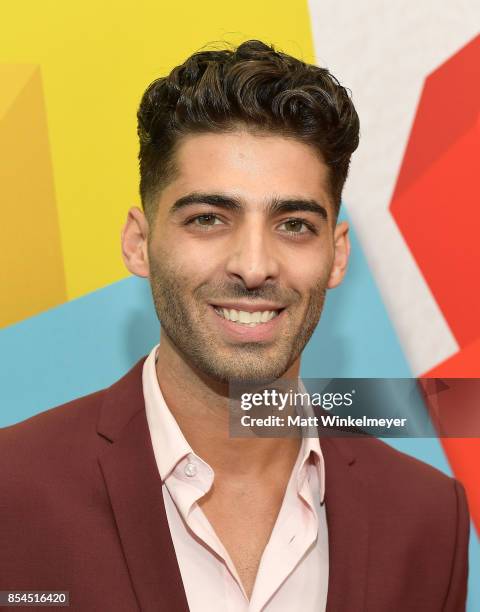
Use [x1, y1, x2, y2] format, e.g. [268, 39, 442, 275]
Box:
[222, 308, 237, 321]
[239, 311, 251, 324]
[215, 308, 280, 325]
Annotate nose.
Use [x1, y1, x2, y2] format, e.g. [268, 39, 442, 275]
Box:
[225, 216, 280, 289]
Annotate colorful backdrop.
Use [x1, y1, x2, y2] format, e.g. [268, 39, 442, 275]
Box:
[1, 1, 479, 607]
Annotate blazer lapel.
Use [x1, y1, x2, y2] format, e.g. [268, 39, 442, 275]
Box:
[97, 358, 189, 612]
[321, 436, 369, 612]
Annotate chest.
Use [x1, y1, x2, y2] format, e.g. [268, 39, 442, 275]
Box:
[198, 481, 285, 598]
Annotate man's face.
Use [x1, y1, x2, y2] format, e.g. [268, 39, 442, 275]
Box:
[141, 130, 349, 383]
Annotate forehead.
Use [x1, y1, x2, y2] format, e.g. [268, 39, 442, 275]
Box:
[162, 130, 333, 211]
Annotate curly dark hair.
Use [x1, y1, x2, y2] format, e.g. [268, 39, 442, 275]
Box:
[137, 40, 359, 220]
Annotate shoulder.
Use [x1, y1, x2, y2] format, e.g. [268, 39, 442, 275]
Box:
[0, 388, 105, 447]
[0, 387, 117, 538]
[336, 435, 468, 523]
[0, 388, 107, 484]
[351, 436, 454, 484]
[0, 353, 148, 476]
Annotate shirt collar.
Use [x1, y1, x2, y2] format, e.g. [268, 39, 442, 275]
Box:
[143, 343, 325, 502]
[143, 344, 194, 481]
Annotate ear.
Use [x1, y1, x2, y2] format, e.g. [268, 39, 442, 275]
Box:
[121, 206, 150, 277]
[327, 220, 350, 289]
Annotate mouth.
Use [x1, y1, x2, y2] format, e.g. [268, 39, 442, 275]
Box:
[208, 303, 287, 342]
[211, 305, 284, 327]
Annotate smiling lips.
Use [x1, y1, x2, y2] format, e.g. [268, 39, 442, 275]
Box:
[213, 306, 280, 326]
[208, 303, 286, 342]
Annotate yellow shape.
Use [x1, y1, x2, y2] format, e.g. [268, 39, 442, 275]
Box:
[1, 1, 314, 302]
[0, 66, 66, 327]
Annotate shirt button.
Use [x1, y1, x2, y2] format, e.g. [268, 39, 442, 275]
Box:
[184, 462, 198, 477]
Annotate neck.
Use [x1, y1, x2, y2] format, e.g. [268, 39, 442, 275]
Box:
[154, 331, 302, 478]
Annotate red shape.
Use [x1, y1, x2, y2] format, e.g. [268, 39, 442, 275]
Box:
[391, 35, 480, 536]
[393, 34, 480, 199]
[390, 34, 480, 347]
[391, 127, 480, 347]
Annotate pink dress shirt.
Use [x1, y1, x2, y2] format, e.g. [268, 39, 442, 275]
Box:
[143, 344, 329, 611]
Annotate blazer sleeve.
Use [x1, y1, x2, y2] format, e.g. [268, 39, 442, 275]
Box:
[443, 479, 470, 612]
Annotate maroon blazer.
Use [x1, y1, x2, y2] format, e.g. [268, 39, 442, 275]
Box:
[0, 357, 469, 611]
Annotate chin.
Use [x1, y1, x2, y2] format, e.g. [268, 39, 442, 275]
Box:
[197, 352, 293, 385]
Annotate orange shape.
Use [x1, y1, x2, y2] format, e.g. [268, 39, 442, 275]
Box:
[0, 65, 66, 327]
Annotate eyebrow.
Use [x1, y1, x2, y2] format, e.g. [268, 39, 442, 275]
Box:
[169, 192, 328, 220]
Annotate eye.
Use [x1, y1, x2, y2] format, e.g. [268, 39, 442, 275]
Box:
[278, 218, 316, 235]
[187, 214, 225, 227]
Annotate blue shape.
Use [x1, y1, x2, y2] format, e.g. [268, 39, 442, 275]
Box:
[0, 275, 159, 427]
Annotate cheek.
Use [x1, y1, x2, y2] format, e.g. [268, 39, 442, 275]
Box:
[166, 230, 228, 271]
[156, 235, 223, 283]
[285, 252, 333, 293]
[183, 249, 223, 280]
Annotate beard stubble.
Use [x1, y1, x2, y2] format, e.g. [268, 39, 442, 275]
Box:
[148, 248, 327, 384]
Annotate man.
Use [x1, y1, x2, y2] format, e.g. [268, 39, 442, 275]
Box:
[0, 40, 469, 611]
